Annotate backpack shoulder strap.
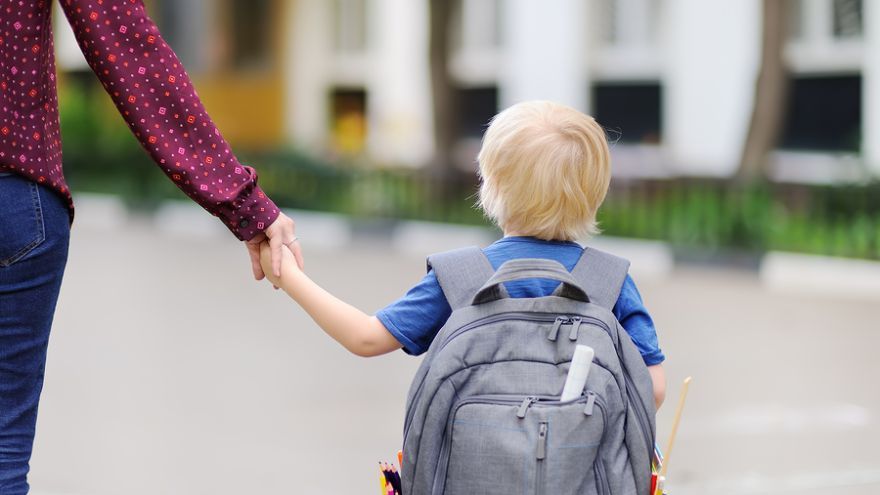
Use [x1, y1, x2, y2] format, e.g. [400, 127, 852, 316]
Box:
[569, 246, 631, 310]
[427, 246, 495, 311]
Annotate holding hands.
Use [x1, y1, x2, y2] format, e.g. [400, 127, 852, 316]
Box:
[258, 238, 299, 287]
[246, 212, 304, 280]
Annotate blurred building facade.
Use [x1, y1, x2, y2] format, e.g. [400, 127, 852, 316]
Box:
[55, 0, 290, 149]
[55, 0, 880, 182]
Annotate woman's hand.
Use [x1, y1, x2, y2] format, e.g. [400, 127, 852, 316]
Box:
[246, 212, 303, 281]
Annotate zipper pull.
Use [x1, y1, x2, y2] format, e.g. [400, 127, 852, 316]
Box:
[517, 396, 537, 419]
[536, 422, 548, 460]
[548, 316, 567, 341]
[583, 392, 597, 416]
[568, 317, 582, 341]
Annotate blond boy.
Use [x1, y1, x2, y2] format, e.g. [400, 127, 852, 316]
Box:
[261, 100, 666, 406]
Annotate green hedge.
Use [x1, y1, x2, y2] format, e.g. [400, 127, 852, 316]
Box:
[599, 180, 880, 259]
[60, 85, 879, 260]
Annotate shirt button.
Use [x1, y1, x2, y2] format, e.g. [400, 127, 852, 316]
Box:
[238, 219, 250, 229]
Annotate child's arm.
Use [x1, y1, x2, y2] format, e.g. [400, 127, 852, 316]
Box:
[259, 243, 402, 357]
[648, 364, 666, 409]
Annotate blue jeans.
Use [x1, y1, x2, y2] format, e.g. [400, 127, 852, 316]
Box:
[0, 173, 70, 495]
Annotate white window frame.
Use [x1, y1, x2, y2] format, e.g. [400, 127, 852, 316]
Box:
[775, 1, 866, 182]
[329, 0, 370, 87]
[449, 0, 503, 86]
[786, 0, 864, 74]
[588, 0, 667, 178]
[589, 0, 664, 81]
[333, 0, 368, 55]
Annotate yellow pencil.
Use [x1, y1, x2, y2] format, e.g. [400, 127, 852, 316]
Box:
[379, 462, 387, 494]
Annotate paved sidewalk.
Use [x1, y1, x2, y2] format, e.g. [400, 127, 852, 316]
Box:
[28, 221, 880, 494]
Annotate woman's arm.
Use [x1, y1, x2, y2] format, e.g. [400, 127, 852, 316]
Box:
[57, 0, 277, 241]
[259, 244, 402, 357]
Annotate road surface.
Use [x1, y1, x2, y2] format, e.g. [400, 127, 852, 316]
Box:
[26, 220, 880, 494]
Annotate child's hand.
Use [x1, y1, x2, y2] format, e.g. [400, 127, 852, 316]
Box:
[259, 241, 297, 287]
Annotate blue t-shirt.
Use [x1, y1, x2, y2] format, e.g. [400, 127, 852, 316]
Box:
[376, 236, 665, 366]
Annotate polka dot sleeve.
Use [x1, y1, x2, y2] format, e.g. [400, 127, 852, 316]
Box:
[57, 0, 280, 240]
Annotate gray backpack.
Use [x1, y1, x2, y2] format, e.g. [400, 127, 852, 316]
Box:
[401, 246, 656, 495]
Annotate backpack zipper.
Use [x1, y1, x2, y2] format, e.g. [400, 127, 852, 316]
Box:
[595, 457, 612, 495]
[547, 316, 567, 341]
[623, 368, 655, 466]
[435, 312, 569, 353]
[535, 421, 548, 495]
[517, 392, 601, 419]
[547, 316, 584, 342]
[434, 312, 614, 353]
[568, 317, 583, 341]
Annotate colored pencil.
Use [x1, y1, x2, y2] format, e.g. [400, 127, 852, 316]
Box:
[379, 462, 387, 494]
[389, 464, 402, 494]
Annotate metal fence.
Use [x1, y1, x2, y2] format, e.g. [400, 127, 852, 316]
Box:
[254, 155, 880, 260]
[65, 148, 880, 260]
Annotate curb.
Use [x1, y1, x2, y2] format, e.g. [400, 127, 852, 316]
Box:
[760, 251, 880, 300]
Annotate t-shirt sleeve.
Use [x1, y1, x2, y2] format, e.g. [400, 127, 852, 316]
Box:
[376, 270, 452, 356]
[613, 274, 666, 366]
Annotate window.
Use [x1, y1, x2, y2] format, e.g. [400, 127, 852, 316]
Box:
[594, 0, 617, 44]
[787, 0, 863, 42]
[154, 0, 207, 71]
[455, 87, 498, 139]
[452, 0, 502, 53]
[330, 88, 368, 155]
[832, 0, 863, 39]
[786, 0, 805, 40]
[152, 0, 275, 73]
[592, 83, 662, 144]
[784, 1, 862, 78]
[780, 75, 861, 152]
[229, 0, 273, 70]
[593, 0, 662, 47]
[333, 0, 368, 54]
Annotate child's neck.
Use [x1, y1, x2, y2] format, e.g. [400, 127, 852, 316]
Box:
[503, 231, 578, 243]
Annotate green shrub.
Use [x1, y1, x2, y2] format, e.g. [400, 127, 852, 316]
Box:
[59, 86, 879, 260]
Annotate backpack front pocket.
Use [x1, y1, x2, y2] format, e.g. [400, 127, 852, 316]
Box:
[436, 394, 607, 495]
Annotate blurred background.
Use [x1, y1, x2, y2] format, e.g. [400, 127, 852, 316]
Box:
[29, 0, 880, 494]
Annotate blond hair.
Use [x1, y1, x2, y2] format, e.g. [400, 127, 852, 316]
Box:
[477, 100, 611, 241]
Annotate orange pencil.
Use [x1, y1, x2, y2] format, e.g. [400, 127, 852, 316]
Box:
[397, 450, 403, 470]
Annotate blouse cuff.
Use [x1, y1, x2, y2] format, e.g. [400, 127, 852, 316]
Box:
[217, 168, 280, 241]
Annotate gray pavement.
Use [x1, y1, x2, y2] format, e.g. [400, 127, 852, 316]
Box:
[28, 221, 880, 494]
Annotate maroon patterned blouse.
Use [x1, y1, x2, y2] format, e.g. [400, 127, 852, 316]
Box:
[0, 0, 279, 240]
